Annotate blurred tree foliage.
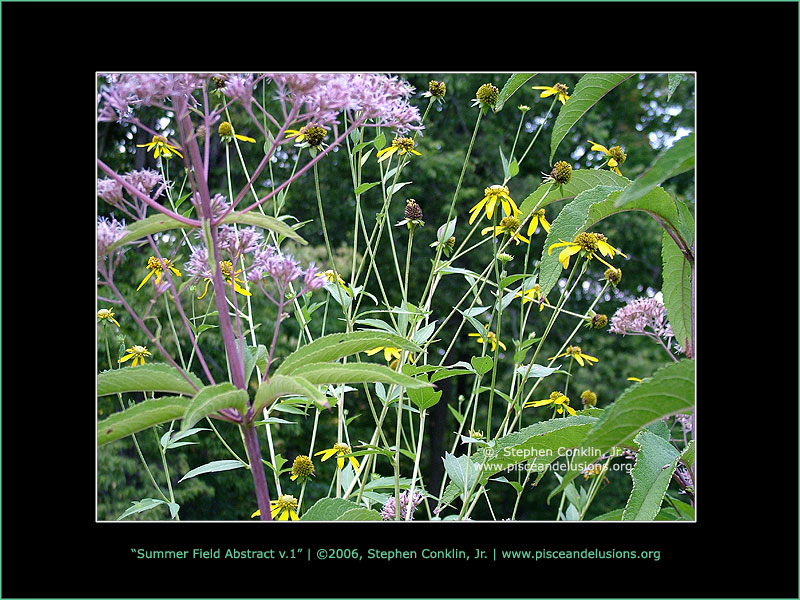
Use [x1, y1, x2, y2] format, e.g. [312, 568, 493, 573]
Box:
[97, 73, 694, 520]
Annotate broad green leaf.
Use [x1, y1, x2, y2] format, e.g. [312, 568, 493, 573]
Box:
[98, 363, 203, 396]
[407, 386, 442, 411]
[301, 497, 366, 521]
[518, 169, 627, 219]
[470, 356, 493, 376]
[547, 360, 694, 502]
[116, 498, 179, 521]
[613, 133, 694, 208]
[494, 73, 537, 113]
[448, 404, 465, 425]
[591, 508, 624, 521]
[537, 185, 622, 298]
[623, 430, 680, 521]
[335, 507, 383, 521]
[549, 73, 634, 162]
[293, 362, 430, 389]
[221, 210, 306, 245]
[276, 331, 421, 376]
[181, 383, 249, 431]
[438, 416, 598, 508]
[514, 363, 563, 381]
[177, 459, 246, 483]
[442, 452, 481, 496]
[241, 342, 268, 385]
[110, 214, 188, 251]
[666, 73, 684, 102]
[662, 230, 694, 356]
[98, 396, 191, 446]
[252, 374, 329, 415]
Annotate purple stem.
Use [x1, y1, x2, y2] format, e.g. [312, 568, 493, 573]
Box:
[242, 424, 272, 520]
[262, 290, 286, 383]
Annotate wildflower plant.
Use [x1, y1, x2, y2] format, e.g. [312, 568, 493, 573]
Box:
[97, 72, 694, 523]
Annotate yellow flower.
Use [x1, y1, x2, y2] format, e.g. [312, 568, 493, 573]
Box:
[469, 185, 519, 225]
[118, 345, 152, 367]
[365, 346, 415, 370]
[97, 308, 120, 327]
[587, 140, 627, 175]
[583, 463, 606, 479]
[315, 442, 360, 472]
[481, 215, 530, 245]
[251, 494, 300, 521]
[136, 135, 183, 159]
[218, 121, 256, 144]
[549, 345, 599, 367]
[137, 256, 182, 291]
[524, 391, 577, 416]
[319, 269, 347, 289]
[531, 83, 570, 104]
[526, 208, 551, 236]
[376, 136, 422, 163]
[468, 327, 506, 352]
[515, 283, 549, 311]
[547, 232, 627, 270]
[197, 261, 251, 299]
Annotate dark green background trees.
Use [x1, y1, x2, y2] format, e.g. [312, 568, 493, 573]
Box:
[97, 73, 694, 520]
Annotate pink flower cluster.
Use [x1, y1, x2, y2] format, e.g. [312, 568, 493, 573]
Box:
[98, 73, 207, 121]
[380, 490, 425, 520]
[265, 72, 422, 133]
[609, 296, 674, 340]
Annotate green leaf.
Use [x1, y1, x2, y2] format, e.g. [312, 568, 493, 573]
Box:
[354, 182, 380, 195]
[680, 440, 695, 468]
[293, 362, 430, 389]
[666, 73, 684, 102]
[547, 360, 694, 502]
[116, 498, 179, 521]
[470, 356, 493, 376]
[407, 386, 443, 411]
[98, 396, 191, 446]
[438, 416, 598, 508]
[518, 169, 627, 219]
[613, 133, 694, 208]
[335, 507, 383, 521]
[591, 508, 624, 521]
[662, 230, 694, 356]
[110, 214, 189, 251]
[301, 498, 367, 521]
[442, 452, 481, 496]
[494, 73, 537, 113]
[177, 459, 246, 483]
[252, 374, 329, 415]
[276, 331, 421, 376]
[373, 132, 386, 151]
[98, 363, 203, 396]
[181, 383, 249, 431]
[221, 211, 307, 245]
[514, 363, 563, 381]
[549, 73, 634, 162]
[537, 185, 622, 298]
[241, 342, 268, 385]
[623, 430, 680, 521]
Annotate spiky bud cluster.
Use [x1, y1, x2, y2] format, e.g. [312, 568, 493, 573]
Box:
[590, 314, 608, 329]
[476, 83, 499, 106]
[405, 198, 423, 221]
[581, 390, 598, 407]
[211, 75, 228, 89]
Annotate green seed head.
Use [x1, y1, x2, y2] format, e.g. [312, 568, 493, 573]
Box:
[590, 314, 608, 329]
[581, 390, 598, 407]
[304, 125, 327, 147]
[551, 161, 573, 185]
[604, 266, 623, 285]
[609, 145, 627, 165]
[218, 121, 233, 137]
[428, 80, 446, 98]
[476, 83, 499, 106]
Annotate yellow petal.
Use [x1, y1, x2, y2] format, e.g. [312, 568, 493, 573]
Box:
[337, 456, 345, 470]
[608, 158, 618, 168]
[289, 510, 300, 521]
[565, 405, 577, 416]
[236, 134, 256, 143]
[278, 510, 290, 521]
[548, 240, 573, 255]
[541, 216, 550, 232]
[118, 353, 133, 363]
[365, 347, 383, 356]
[588, 141, 609, 154]
[251, 509, 261, 518]
[538, 89, 556, 98]
[574, 354, 585, 367]
[136, 269, 155, 291]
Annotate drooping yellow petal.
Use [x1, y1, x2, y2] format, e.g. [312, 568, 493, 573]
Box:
[565, 405, 577, 416]
[608, 158, 618, 168]
[497, 339, 507, 351]
[540, 215, 550, 232]
[574, 354, 585, 367]
[118, 353, 134, 363]
[137, 269, 155, 291]
[485, 196, 498, 220]
[582, 354, 599, 364]
[376, 146, 398, 162]
[558, 245, 581, 268]
[235, 134, 256, 143]
[289, 510, 300, 521]
[588, 141, 609, 154]
[251, 509, 261, 518]
[547, 240, 574, 255]
[468, 198, 489, 224]
[349, 455, 360, 472]
[337, 456, 345, 470]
